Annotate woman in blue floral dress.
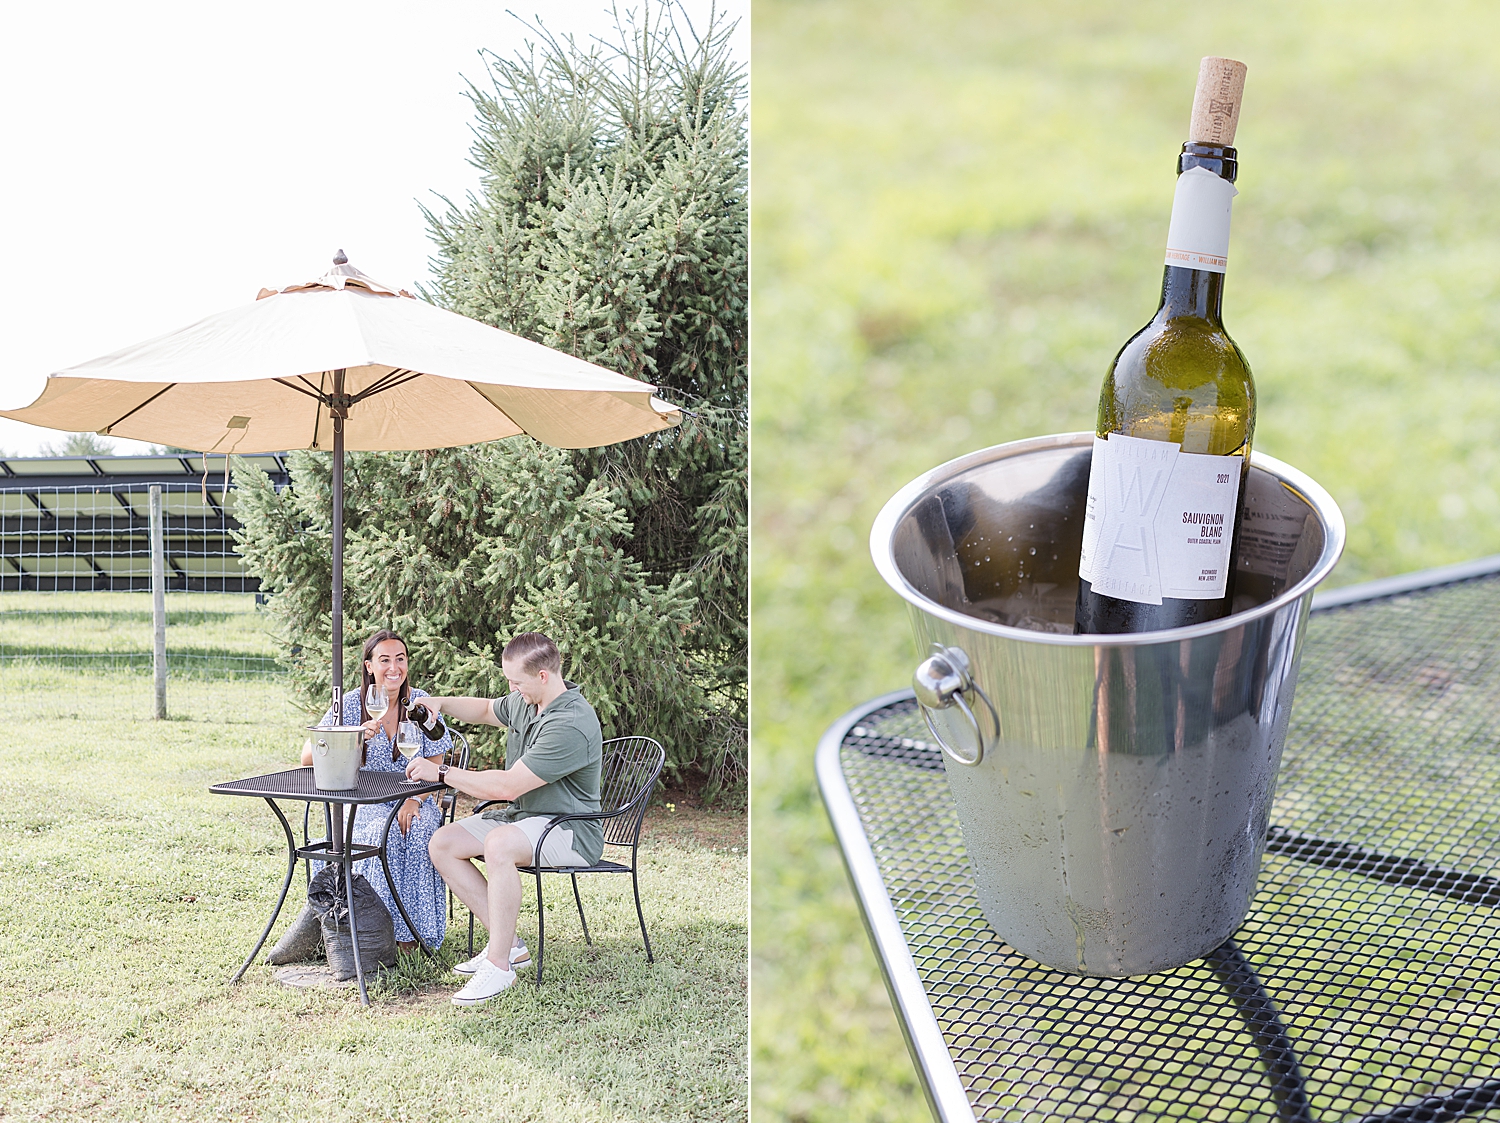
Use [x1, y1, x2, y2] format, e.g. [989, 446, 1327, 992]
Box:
[312, 629, 452, 952]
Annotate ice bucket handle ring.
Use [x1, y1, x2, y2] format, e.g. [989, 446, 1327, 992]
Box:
[912, 644, 997, 767]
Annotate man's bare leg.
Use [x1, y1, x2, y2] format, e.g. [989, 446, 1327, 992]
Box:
[429, 822, 492, 924]
[481, 825, 535, 968]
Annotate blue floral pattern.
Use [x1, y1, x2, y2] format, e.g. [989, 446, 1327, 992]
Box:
[316, 687, 452, 946]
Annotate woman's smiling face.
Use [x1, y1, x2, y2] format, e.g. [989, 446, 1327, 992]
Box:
[365, 638, 408, 694]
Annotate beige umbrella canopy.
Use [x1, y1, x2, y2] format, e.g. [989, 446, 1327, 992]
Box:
[2, 257, 678, 455]
[1, 254, 681, 696]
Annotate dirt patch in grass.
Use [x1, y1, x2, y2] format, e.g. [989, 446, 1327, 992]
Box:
[643, 788, 746, 851]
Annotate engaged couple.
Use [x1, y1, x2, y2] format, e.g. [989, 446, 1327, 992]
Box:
[293, 628, 602, 1006]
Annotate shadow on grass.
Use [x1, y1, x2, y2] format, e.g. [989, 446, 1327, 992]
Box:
[0, 648, 281, 677]
[365, 918, 746, 1002]
[0, 607, 249, 626]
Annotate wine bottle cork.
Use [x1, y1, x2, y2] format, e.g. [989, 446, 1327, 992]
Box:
[1188, 56, 1247, 146]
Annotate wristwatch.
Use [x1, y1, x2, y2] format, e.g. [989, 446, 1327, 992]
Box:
[437, 763, 450, 785]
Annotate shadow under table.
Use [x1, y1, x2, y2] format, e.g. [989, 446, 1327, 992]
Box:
[211, 767, 446, 1005]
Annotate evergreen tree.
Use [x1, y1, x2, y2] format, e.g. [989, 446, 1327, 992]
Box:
[233, 2, 746, 796]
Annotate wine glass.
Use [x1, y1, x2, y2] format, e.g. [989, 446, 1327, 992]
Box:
[365, 682, 390, 723]
[396, 720, 422, 783]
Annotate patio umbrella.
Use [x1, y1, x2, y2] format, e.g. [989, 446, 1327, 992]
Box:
[1, 253, 680, 696]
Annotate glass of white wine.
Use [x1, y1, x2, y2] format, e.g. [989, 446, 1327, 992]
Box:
[396, 720, 422, 783]
[365, 682, 390, 723]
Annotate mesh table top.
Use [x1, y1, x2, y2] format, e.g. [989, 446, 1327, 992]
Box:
[210, 767, 443, 805]
[819, 560, 1500, 1123]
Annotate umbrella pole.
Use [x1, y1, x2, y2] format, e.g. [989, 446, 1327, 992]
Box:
[331, 390, 345, 704]
[330, 372, 346, 856]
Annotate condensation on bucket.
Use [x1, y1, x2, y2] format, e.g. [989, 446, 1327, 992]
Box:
[935, 707, 1278, 975]
[874, 433, 1344, 977]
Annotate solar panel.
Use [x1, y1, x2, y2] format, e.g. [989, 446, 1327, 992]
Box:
[94, 457, 193, 475]
[13, 556, 98, 575]
[89, 556, 156, 577]
[0, 461, 278, 591]
[172, 555, 249, 577]
[119, 490, 223, 518]
[33, 492, 134, 518]
[2, 458, 96, 476]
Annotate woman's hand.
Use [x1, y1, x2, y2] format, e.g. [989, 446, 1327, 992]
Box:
[361, 717, 382, 740]
[397, 797, 423, 836]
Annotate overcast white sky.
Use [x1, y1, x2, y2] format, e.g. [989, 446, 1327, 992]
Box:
[0, 0, 746, 456]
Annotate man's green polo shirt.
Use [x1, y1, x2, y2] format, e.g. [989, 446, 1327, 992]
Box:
[480, 684, 604, 864]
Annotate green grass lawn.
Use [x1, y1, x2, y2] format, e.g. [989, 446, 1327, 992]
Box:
[0, 655, 746, 1118]
[750, 2, 1500, 1119]
[0, 592, 283, 722]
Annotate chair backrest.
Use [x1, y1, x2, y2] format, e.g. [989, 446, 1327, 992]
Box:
[441, 730, 472, 821]
[598, 735, 665, 848]
[445, 729, 472, 771]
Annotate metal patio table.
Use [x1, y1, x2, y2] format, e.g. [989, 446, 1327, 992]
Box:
[819, 556, 1500, 1123]
[210, 767, 446, 1005]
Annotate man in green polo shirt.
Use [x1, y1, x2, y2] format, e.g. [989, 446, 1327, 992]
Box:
[409, 631, 603, 1005]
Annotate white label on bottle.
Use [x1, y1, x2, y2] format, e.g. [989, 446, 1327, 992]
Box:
[1163, 165, 1237, 273]
[1078, 434, 1243, 605]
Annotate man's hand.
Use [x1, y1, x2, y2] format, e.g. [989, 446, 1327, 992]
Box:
[406, 755, 442, 783]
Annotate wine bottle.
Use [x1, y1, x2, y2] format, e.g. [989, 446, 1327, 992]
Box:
[1075, 57, 1255, 635]
[408, 702, 447, 741]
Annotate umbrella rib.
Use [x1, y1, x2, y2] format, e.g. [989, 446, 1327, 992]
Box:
[101, 385, 175, 435]
[350, 369, 419, 404]
[354, 368, 407, 398]
[269, 375, 332, 450]
[274, 377, 329, 404]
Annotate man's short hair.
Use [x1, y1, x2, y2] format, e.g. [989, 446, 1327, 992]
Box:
[503, 632, 562, 676]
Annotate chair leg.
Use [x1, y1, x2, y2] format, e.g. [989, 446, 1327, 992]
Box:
[571, 872, 591, 945]
[533, 870, 545, 988]
[631, 867, 654, 964]
[467, 909, 475, 958]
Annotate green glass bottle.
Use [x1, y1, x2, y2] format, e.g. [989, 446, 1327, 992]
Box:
[1075, 58, 1254, 635]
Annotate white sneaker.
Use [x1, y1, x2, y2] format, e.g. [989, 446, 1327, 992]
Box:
[451, 958, 517, 1005]
[455, 940, 531, 975]
[453, 943, 491, 976]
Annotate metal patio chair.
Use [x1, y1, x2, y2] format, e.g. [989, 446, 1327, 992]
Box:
[467, 735, 666, 985]
[437, 729, 471, 826]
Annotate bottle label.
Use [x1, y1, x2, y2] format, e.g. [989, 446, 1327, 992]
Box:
[1078, 435, 1243, 605]
[1163, 165, 1237, 273]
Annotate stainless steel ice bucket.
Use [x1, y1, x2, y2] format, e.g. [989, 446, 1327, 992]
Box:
[308, 725, 364, 790]
[870, 432, 1345, 977]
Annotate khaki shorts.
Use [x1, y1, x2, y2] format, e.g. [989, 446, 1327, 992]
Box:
[459, 812, 588, 867]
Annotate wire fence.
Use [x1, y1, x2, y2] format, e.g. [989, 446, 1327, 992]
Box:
[0, 479, 287, 720]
